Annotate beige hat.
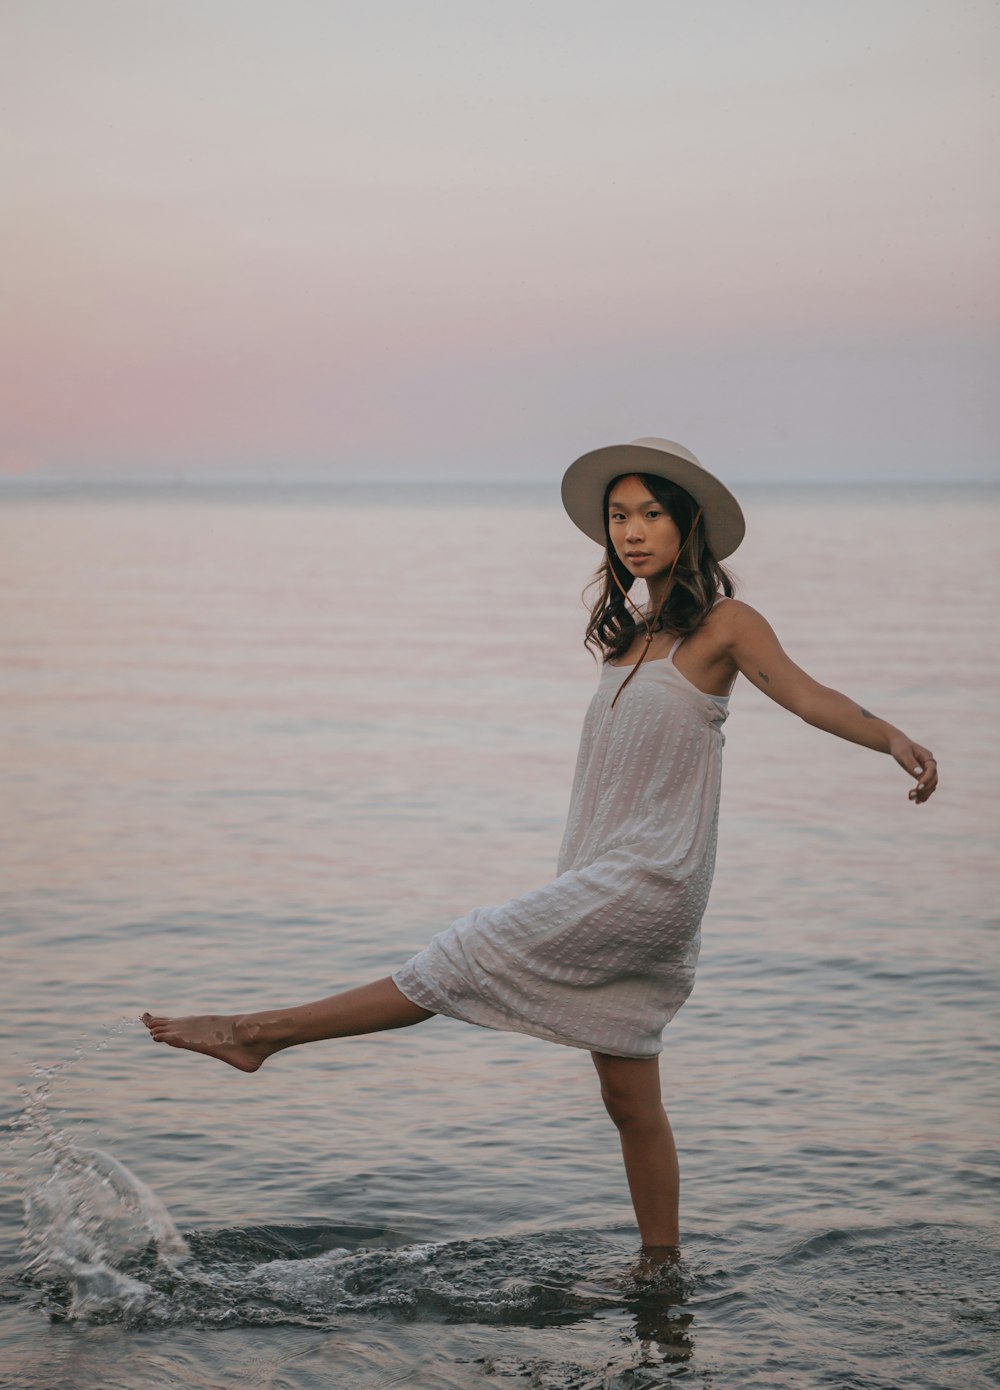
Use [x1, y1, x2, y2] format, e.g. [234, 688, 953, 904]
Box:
[561, 436, 746, 559]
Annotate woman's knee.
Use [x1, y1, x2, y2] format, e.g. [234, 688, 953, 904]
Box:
[592, 1053, 665, 1131]
[600, 1082, 664, 1131]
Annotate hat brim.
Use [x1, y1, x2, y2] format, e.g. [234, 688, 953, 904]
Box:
[561, 437, 745, 560]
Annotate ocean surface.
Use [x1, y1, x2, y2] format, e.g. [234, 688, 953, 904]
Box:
[1, 483, 998, 1390]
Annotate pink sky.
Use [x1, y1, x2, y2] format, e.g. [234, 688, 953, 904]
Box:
[2, 1, 997, 482]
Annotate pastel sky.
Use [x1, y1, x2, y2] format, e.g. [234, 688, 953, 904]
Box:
[3, 0, 997, 482]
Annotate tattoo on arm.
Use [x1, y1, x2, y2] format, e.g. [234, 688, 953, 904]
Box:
[758, 671, 769, 685]
[861, 707, 875, 719]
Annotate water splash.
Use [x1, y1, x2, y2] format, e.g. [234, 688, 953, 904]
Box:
[10, 1018, 189, 1321]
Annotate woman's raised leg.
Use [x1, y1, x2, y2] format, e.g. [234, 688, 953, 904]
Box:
[591, 1051, 680, 1249]
[141, 977, 433, 1073]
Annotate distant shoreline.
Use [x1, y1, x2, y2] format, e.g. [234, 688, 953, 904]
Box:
[1, 477, 996, 502]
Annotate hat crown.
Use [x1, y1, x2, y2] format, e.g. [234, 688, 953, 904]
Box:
[627, 437, 702, 469]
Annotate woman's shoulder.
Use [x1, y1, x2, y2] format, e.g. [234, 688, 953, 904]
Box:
[703, 597, 773, 646]
[707, 595, 758, 626]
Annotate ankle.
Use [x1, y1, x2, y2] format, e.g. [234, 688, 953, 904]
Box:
[234, 1012, 281, 1046]
[640, 1233, 680, 1253]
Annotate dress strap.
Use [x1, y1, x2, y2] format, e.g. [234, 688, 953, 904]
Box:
[666, 635, 685, 660]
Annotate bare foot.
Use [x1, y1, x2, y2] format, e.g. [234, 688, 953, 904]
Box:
[140, 1012, 282, 1073]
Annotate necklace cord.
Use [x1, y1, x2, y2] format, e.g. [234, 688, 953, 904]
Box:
[609, 508, 703, 711]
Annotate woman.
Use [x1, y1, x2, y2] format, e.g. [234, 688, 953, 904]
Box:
[142, 437, 938, 1250]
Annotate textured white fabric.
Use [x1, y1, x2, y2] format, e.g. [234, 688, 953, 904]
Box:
[392, 640, 728, 1058]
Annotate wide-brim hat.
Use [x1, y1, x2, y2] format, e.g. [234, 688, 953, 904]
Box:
[561, 436, 745, 559]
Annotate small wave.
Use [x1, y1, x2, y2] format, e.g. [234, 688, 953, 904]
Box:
[22, 1216, 697, 1330]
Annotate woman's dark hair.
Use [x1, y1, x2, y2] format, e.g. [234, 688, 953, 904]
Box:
[584, 473, 736, 663]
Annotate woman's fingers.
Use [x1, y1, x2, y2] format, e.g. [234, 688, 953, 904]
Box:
[897, 739, 938, 803]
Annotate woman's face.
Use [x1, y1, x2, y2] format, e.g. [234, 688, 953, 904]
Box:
[607, 475, 682, 582]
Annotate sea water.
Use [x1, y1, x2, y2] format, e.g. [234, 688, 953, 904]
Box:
[1, 483, 997, 1388]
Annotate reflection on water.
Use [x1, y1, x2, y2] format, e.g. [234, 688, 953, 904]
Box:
[1, 486, 998, 1389]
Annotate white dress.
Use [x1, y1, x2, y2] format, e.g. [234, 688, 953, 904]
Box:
[392, 636, 729, 1058]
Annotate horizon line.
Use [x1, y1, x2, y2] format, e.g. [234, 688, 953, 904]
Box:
[0, 474, 996, 494]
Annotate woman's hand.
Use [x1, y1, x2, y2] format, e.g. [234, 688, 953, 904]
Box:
[889, 736, 938, 804]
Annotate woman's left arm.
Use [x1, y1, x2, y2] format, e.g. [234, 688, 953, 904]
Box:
[722, 602, 938, 805]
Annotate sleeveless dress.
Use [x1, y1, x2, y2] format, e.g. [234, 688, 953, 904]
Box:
[392, 634, 729, 1058]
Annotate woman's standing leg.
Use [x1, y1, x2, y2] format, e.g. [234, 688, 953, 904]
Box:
[591, 1052, 680, 1248]
[142, 977, 433, 1072]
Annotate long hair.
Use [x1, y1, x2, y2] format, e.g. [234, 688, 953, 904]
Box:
[584, 473, 736, 664]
